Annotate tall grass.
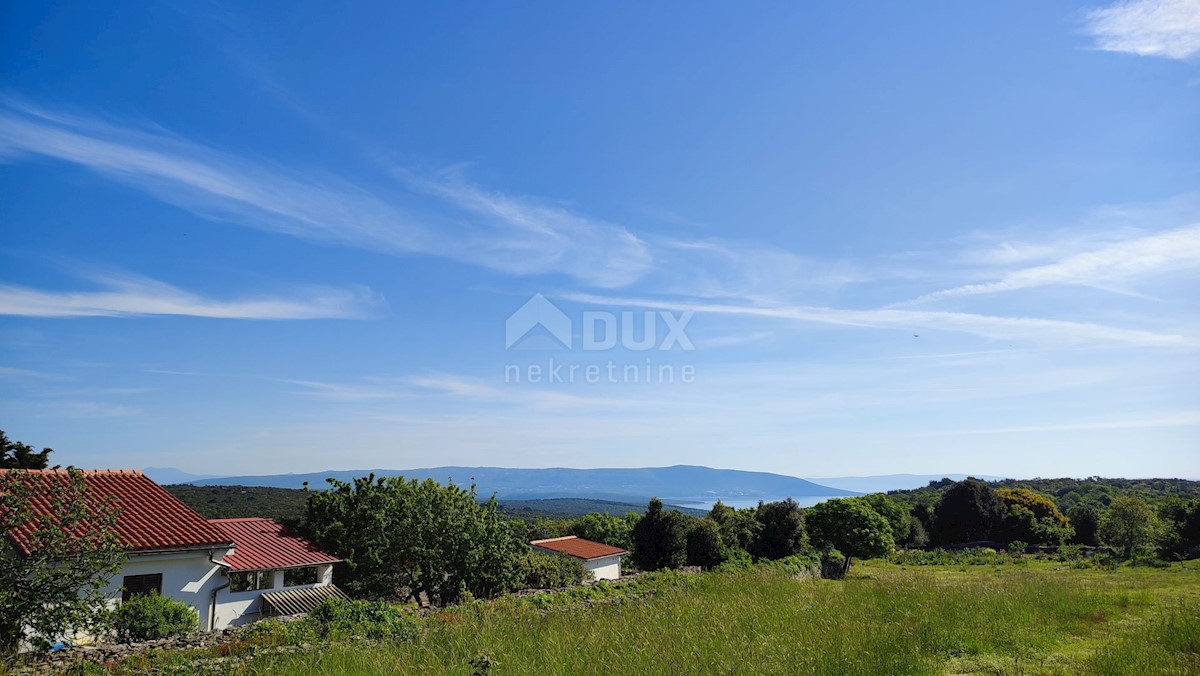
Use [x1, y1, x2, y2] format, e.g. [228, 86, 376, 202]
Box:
[225, 563, 1199, 675]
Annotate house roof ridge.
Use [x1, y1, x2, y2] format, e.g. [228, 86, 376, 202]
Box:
[529, 535, 579, 544]
[0, 468, 143, 475]
[207, 517, 276, 523]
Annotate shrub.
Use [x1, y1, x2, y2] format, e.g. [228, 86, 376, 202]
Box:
[1008, 540, 1027, 555]
[305, 597, 418, 640]
[111, 593, 198, 642]
[713, 546, 753, 572]
[820, 550, 847, 579]
[524, 551, 587, 588]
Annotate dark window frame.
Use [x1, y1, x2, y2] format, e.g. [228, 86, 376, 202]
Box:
[121, 573, 163, 602]
[228, 570, 274, 592]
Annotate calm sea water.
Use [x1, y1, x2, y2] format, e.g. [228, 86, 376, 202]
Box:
[665, 495, 844, 511]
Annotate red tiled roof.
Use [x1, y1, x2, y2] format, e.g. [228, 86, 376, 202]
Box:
[1, 469, 233, 556]
[210, 518, 341, 571]
[530, 535, 626, 560]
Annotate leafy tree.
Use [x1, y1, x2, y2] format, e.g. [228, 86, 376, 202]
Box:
[630, 498, 689, 570]
[906, 514, 929, 549]
[862, 494, 911, 547]
[708, 501, 760, 552]
[1, 468, 125, 655]
[751, 499, 806, 560]
[0, 430, 53, 470]
[1098, 495, 1162, 558]
[932, 479, 1007, 544]
[806, 498, 894, 576]
[995, 488, 1073, 545]
[569, 512, 638, 551]
[1067, 504, 1101, 546]
[1158, 497, 1200, 560]
[301, 474, 524, 604]
[685, 518, 725, 569]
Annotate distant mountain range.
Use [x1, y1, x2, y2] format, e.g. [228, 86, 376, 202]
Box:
[808, 474, 1006, 494]
[167, 465, 860, 502]
[142, 467, 221, 485]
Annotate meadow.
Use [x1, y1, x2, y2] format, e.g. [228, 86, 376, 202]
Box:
[150, 559, 1200, 676]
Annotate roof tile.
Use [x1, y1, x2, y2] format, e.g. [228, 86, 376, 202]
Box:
[210, 517, 341, 571]
[1, 469, 233, 555]
[530, 535, 626, 560]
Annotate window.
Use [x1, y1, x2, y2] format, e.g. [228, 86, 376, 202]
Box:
[228, 570, 274, 592]
[122, 573, 163, 602]
[283, 566, 319, 587]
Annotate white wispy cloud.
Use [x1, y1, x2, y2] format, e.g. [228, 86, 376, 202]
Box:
[0, 100, 651, 288]
[894, 224, 1200, 305]
[397, 170, 652, 288]
[1082, 0, 1200, 61]
[0, 274, 380, 319]
[286, 373, 627, 408]
[565, 293, 1191, 347]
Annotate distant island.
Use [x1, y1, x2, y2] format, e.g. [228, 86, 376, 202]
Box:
[163, 464, 860, 504]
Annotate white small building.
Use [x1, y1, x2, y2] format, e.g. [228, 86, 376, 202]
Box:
[3, 469, 345, 638]
[530, 535, 626, 581]
[208, 517, 344, 629]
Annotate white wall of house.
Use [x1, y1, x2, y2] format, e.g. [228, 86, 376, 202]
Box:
[96, 553, 337, 633]
[584, 555, 622, 581]
[212, 564, 336, 629]
[97, 548, 232, 635]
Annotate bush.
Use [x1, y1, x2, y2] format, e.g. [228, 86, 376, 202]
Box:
[111, 593, 198, 642]
[713, 547, 753, 572]
[524, 551, 587, 588]
[306, 597, 418, 640]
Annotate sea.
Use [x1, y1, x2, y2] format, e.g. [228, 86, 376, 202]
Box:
[664, 495, 846, 511]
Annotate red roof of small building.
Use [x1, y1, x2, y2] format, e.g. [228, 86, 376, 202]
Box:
[1, 469, 233, 556]
[530, 535, 626, 561]
[210, 517, 341, 571]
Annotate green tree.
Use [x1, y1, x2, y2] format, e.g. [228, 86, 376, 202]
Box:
[569, 512, 637, 551]
[932, 479, 1007, 544]
[862, 494, 911, 547]
[1, 468, 125, 655]
[1098, 495, 1162, 558]
[0, 430, 53, 470]
[1067, 504, 1101, 546]
[708, 501, 760, 552]
[995, 488, 1073, 545]
[685, 518, 725, 569]
[806, 498, 894, 576]
[751, 499, 806, 560]
[301, 474, 524, 604]
[630, 498, 689, 570]
[1158, 497, 1200, 560]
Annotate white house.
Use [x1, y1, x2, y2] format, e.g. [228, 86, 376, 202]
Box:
[530, 535, 626, 581]
[207, 517, 344, 629]
[3, 469, 345, 637]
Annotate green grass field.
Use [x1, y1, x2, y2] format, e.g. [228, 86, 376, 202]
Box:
[203, 560, 1199, 676]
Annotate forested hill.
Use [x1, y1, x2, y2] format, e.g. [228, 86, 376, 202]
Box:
[888, 477, 1200, 509]
[164, 485, 701, 526]
[183, 464, 857, 501]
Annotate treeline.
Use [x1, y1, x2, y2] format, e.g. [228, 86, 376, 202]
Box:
[891, 478, 1200, 559]
[205, 473, 1200, 611]
[890, 476, 1200, 511]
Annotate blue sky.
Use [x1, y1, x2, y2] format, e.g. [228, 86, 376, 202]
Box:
[1, 0, 1198, 478]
